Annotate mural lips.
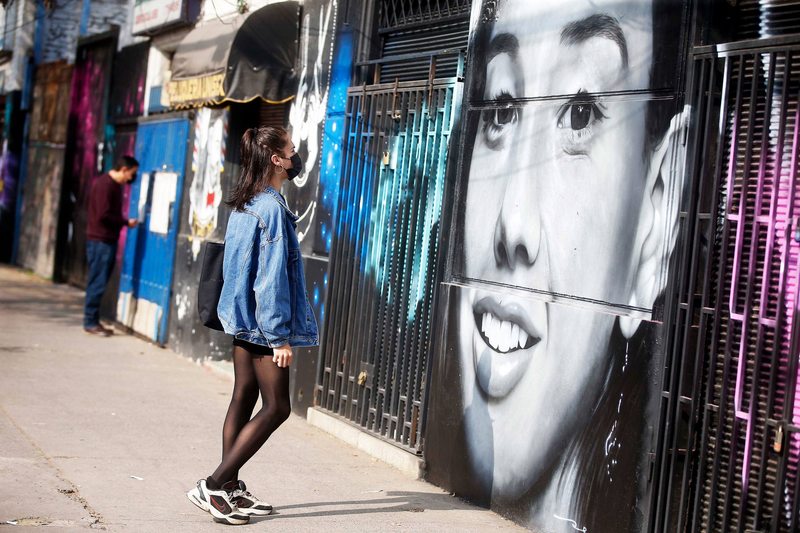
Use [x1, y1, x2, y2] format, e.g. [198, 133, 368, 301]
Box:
[472, 295, 544, 399]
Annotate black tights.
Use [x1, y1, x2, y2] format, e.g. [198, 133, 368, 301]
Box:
[210, 340, 291, 486]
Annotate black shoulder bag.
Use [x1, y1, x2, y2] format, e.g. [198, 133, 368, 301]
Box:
[198, 241, 225, 331]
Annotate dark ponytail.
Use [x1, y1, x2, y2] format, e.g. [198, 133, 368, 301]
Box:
[227, 126, 289, 210]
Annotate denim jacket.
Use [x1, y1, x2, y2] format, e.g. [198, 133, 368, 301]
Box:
[217, 187, 319, 348]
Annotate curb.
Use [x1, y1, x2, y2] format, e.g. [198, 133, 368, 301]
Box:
[306, 407, 424, 480]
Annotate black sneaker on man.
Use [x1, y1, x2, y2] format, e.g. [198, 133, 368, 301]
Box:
[191, 479, 250, 525]
[224, 480, 273, 516]
[84, 325, 112, 337]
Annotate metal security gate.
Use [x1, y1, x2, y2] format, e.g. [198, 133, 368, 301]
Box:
[313, 0, 468, 452]
[651, 37, 800, 532]
[315, 76, 461, 451]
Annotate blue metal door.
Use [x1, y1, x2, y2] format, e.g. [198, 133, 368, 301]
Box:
[117, 118, 190, 344]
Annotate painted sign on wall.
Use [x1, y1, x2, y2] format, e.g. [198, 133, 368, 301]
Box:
[132, 0, 185, 34]
[426, 0, 690, 531]
[39, 0, 129, 64]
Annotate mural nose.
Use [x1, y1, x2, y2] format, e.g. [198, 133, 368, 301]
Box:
[493, 189, 539, 271]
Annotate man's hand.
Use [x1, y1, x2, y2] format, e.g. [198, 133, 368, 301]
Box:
[127, 219, 139, 228]
[272, 344, 293, 368]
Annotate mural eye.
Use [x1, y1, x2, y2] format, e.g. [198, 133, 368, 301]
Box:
[557, 91, 607, 132]
[569, 103, 592, 130]
[482, 92, 519, 149]
[494, 106, 517, 127]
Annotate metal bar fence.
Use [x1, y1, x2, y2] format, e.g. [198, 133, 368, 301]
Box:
[314, 78, 458, 452]
[651, 38, 800, 533]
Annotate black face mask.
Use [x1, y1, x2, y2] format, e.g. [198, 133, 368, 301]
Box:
[285, 153, 303, 180]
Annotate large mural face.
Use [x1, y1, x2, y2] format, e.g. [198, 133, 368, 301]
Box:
[443, 0, 688, 530]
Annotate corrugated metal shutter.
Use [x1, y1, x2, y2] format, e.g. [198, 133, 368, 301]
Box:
[258, 102, 288, 127]
[379, 21, 469, 82]
[731, 0, 800, 40]
[372, 0, 470, 84]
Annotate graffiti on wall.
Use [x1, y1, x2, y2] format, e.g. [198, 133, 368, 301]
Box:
[0, 140, 19, 261]
[188, 107, 227, 260]
[286, 0, 336, 249]
[439, 0, 689, 531]
[16, 145, 64, 278]
[40, 0, 129, 64]
[107, 127, 137, 263]
[109, 43, 149, 121]
[61, 37, 116, 286]
[0, 141, 17, 213]
[16, 62, 72, 278]
[685, 43, 800, 528]
[315, 26, 352, 255]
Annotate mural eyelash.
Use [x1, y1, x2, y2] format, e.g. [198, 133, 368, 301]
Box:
[482, 91, 519, 149]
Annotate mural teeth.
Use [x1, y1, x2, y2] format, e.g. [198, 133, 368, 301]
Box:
[519, 330, 529, 349]
[482, 312, 489, 334]
[499, 321, 512, 352]
[511, 324, 519, 349]
[489, 316, 500, 349]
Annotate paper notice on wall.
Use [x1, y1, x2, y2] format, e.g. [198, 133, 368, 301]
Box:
[137, 172, 151, 222]
[149, 171, 177, 235]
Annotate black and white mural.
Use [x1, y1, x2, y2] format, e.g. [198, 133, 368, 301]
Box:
[427, 1, 691, 531]
[285, 0, 338, 255]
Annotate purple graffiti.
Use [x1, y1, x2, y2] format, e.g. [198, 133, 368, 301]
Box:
[0, 145, 19, 212]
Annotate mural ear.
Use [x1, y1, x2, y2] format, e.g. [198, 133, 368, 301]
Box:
[620, 105, 691, 339]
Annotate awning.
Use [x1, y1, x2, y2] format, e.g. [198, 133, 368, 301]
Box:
[167, 1, 299, 108]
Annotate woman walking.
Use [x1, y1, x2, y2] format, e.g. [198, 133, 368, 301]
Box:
[187, 126, 319, 525]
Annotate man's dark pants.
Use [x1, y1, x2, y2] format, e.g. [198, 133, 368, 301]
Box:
[84, 240, 116, 329]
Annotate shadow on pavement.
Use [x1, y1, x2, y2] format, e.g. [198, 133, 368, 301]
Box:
[254, 491, 477, 522]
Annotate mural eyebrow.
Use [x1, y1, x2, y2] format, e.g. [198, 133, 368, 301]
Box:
[487, 32, 519, 62]
[560, 14, 629, 70]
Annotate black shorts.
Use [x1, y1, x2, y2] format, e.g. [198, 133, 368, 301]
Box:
[233, 338, 274, 356]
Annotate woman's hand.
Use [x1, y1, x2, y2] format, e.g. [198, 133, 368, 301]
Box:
[272, 344, 293, 367]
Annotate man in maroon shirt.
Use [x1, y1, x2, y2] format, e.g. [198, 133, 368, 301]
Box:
[83, 155, 139, 336]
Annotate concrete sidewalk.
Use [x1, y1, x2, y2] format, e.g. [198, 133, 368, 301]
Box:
[0, 265, 523, 532]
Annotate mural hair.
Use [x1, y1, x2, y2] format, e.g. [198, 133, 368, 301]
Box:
[560, 321, 652, 530]
[226, 126, 288, 211]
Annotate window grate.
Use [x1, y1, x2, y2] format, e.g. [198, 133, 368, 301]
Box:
[378, 0, 471, 32]
[364, 0, 470, 84]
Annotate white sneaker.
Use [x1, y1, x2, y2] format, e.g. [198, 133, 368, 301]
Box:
[186, 483, 209, 513]
[188, 479, 250, 525]
[226, 480, 273, 516]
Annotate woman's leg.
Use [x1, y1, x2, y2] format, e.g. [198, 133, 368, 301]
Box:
[210, 353, 291, 486]
[220, 345, 260, 483]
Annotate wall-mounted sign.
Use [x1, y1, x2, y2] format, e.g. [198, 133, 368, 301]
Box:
[133, 0, 193, 35]
[165, 73, 225, 107]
